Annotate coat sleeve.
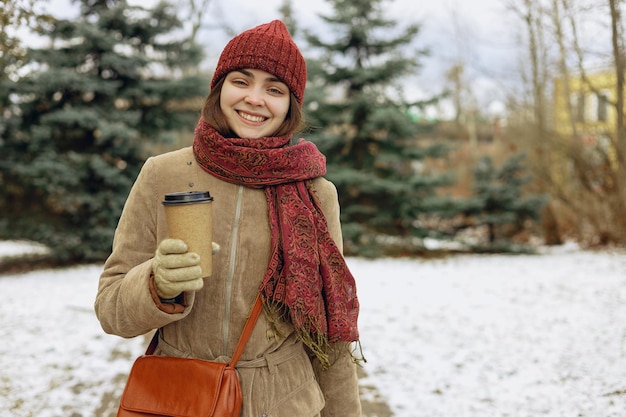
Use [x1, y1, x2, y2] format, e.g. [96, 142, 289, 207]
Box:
[311, 178, 363, 417]
[313, 346, 362, 417]
[94, 157, 194, 338]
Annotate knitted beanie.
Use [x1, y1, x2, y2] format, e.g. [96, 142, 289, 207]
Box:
[210, 20, 307, 106]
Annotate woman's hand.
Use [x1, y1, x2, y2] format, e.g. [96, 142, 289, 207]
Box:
[152, 238, 203, 299]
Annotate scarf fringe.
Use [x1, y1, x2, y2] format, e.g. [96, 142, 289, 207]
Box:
[262, 299, 366, 370]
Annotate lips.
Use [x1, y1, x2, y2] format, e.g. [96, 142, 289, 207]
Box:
[237, 111, 267, 123]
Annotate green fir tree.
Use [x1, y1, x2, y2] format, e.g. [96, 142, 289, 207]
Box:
[468, 153, 548, 250]
[0, 0, 208, 263]
[304, 0, 458, 256]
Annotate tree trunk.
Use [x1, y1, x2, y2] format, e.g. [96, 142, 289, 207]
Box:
[554, 0, 577, 136]
[609, 0, 626, 241]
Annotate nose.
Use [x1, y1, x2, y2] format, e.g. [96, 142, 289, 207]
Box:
[244, 89, 265, 106]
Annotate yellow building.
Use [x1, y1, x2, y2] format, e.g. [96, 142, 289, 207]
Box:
[552, 69, 619, 172]
[552, 69, 614, 141]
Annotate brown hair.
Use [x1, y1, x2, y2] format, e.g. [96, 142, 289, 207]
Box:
[201, 77, 306, 138]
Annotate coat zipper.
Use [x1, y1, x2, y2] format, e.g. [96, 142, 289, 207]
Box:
[223, 185, 244, 355]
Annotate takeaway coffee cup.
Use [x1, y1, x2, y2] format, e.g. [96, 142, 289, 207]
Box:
[162, 191, 214, 278]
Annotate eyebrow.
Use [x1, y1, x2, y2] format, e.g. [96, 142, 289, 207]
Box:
[235, 69, 284, 84]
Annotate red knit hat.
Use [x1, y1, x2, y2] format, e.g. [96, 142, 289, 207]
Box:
[210, 20, 307, 106]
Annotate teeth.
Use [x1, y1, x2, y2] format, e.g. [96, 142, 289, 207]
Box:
[239, 112, 265, 123]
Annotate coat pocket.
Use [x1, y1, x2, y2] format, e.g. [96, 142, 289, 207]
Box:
[264, 375, 324, 417]
[261, 348, 325, 417]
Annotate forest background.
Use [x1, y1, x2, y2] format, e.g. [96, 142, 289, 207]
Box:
[0, 0, 624, 268]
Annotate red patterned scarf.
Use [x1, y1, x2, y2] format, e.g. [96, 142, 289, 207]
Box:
[192, 120, 360, 367]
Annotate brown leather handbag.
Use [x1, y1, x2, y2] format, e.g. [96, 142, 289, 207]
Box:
[117, 294, 263, 417]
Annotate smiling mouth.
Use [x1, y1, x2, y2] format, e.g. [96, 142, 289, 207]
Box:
[237, 111, 267, 123]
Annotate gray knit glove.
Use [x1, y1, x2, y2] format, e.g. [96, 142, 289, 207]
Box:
[152, 238, 203, 299]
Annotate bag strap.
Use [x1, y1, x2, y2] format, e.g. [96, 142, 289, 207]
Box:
[144, 294, 264, 368]
[229, 293, 263, 367]
[145, 330, 159, 355]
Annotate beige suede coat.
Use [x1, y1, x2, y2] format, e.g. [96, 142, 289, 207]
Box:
[94, 146, 362, 417]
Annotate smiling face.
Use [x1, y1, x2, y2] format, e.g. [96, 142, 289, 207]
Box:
[219, 68, 291, 138]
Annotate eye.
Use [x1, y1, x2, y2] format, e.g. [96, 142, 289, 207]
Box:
[231, 79, 248, 87]
[267, 85, 286, 95]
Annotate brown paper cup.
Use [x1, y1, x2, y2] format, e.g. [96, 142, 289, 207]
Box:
[162, 191, 214, 278]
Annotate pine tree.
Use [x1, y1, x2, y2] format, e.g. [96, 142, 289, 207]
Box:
[469, 153, 548, 249]
[304, 0, 459, 256]
[0, 0, 208, 263]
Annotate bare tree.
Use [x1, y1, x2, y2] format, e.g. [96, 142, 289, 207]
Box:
[187, 0, 212, 43]
[553, 0, 578, 136]
[503, 0, 626, 245]
[566, 0, 626, 242]
[506, 0, 551, 142]
[505, 0, 568, 244]
[608, 0, 626, 239]
[0, 0, 52, 77]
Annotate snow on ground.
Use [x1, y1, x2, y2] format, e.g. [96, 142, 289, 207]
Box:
[356, 244, 626, 417]
[1, 242, 626, 417]
[0, 263, 145, 417]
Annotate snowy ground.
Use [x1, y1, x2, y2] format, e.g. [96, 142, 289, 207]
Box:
[1, 241, 626, 417]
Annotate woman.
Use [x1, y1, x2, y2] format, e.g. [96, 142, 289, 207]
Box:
[95, 20, 363, 417]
